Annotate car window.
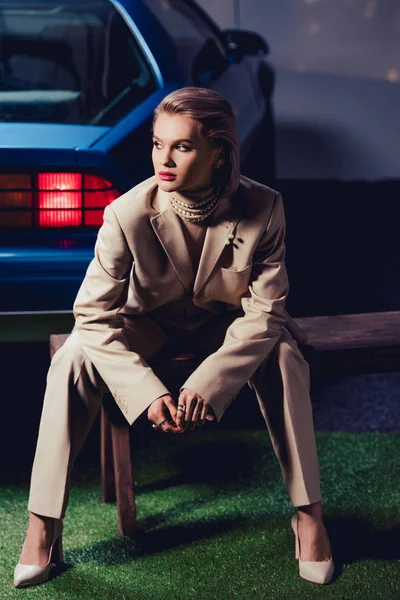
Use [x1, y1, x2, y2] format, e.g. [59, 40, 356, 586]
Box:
[144, 0, 226, 77]
[0, 0, 158, 125]
[179, 0, 227, 52]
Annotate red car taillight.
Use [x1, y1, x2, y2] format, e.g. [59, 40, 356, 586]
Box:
[0, 172, 120, 228]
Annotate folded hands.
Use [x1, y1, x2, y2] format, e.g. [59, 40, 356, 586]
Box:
[147, 388, 215, 433]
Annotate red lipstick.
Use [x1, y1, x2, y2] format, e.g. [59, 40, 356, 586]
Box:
[159, 171, 176, 181]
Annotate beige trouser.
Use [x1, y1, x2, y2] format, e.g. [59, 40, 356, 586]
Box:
[28, 314, 321, 519]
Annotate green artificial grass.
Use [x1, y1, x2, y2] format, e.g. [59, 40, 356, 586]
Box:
[1, 431, 400, 599]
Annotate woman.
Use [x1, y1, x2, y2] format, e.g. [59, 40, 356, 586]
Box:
[14, 87, 334, 588]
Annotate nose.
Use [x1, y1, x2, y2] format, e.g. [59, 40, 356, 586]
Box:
[161, 148, 175, 168]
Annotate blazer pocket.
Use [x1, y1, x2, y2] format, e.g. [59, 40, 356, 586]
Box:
[212, 263, 252, 306]
[220, 263, 252, 277]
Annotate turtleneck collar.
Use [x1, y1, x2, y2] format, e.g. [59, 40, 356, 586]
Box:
[172, 181, 215, 205]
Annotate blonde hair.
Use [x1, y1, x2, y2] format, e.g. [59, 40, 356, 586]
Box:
[152, 87, 240, 199]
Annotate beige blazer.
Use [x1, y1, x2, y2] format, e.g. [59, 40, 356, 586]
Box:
[73, 174, 292, 425]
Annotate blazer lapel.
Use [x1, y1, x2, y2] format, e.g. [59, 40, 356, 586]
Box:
[150, 188, 195, 292]
[193, 186, 243, 296]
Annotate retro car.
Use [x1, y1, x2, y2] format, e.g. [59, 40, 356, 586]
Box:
[0, 0, 274, 335]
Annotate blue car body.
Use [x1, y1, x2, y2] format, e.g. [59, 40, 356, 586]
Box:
[0, 0, 272, 331]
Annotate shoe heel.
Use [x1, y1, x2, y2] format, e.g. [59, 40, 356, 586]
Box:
[50, 535, 63, 565]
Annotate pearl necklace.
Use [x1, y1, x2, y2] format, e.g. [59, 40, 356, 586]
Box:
[169, 186, 221, 223]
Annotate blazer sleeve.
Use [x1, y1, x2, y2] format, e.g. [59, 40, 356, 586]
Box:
[73, 204, 169, 425]
[180, 191, 289, 422]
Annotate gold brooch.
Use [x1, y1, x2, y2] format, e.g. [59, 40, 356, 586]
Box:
[225, 221, 235, 245]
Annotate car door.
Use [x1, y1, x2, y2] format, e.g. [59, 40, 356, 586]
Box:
[143, 0, 263, 159]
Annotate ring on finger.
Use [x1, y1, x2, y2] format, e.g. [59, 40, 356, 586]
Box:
[151, 418, 167, 432]
[177, 405, 186, 413]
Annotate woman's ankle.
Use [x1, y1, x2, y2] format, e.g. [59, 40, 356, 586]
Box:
[297, 501, 323, 522]
[28, 512, 62, 525]
[20, 515, 55, 565]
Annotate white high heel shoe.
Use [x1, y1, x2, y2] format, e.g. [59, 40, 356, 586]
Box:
[14, 519, 64, 588]
[291, 513, 334, 585]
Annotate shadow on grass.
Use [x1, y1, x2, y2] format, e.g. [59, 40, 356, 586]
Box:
[134, 438, 277, 494]
[46, 560, 74, 584]
[61, 513, 400, 587]
[327, 515, 400, 579]
[65, 515, 242, 566]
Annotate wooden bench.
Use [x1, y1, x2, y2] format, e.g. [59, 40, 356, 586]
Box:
[49, 310, 400, 536]
[295, 311, 400, 375]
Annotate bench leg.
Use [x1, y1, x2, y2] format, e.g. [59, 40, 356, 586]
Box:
[111, 421, 137, 536]
[100, 398, 137, 536]
[100, 405, 116, 503]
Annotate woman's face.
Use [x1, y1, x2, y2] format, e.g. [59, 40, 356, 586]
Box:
[152, 112, 221, 193]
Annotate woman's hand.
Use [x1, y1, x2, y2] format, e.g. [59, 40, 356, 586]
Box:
[147, 394, 186, 434]
[176, 388, 215, 431]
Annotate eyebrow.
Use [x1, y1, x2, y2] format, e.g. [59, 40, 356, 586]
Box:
[152, 135, 193, 144]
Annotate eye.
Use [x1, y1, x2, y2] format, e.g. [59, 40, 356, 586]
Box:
[153, 141, 162, 149]
[176, 144, 190, 152]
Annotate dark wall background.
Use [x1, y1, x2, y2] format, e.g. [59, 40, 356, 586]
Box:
[277, 179, 400, 318]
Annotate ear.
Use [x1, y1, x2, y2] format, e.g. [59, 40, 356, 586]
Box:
[214, 150, 225, 169]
